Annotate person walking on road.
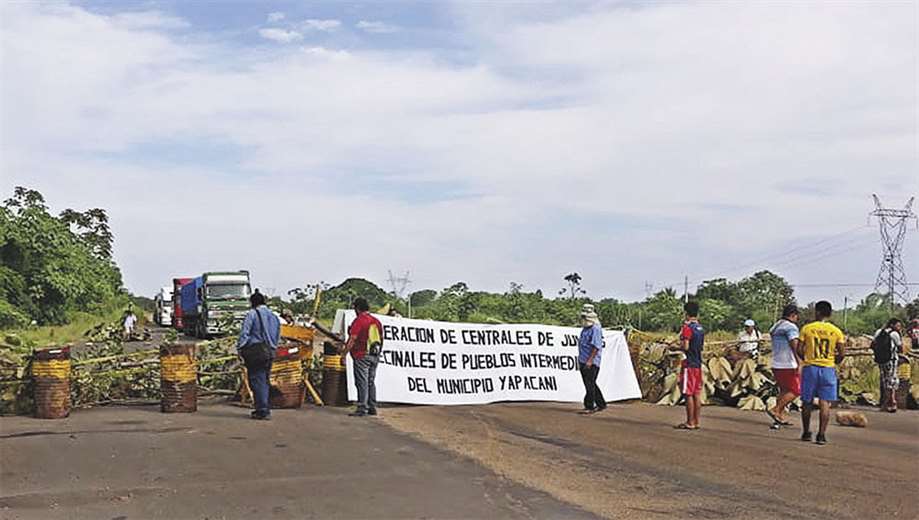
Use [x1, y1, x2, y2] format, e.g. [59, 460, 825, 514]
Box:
[767, 305, 802, 427]
[873, 318, 903, 413]
[798, 301, 846, 445]
[577, 304, 606, 415]
[340, 297, 383, 417]
[237, 290, 281, 420]
[122, 309, 137, 340]
[674, 301, 704, 430]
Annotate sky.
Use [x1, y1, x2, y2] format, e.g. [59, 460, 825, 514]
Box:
[1, 0, 917, 307]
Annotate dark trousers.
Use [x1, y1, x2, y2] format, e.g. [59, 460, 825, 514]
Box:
[353, 355, 379, 413]
[579, 362, 606, 410]
[247, 359, 273, 416]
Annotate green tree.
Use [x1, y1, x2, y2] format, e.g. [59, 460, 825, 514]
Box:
[0, 187, 124, 325]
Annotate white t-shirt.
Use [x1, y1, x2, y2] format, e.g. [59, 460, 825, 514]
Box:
[737, 329, 761, 353]
[124, 315, 137, 329]
[770, 319, 800, 369]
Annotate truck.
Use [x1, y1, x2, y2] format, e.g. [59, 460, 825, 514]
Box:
[153, 286, 174, 326]
[172, 277, 193, 331]
[179, 271, 252, 338]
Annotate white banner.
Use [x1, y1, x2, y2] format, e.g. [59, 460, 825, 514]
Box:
[337, 312, 642, 406]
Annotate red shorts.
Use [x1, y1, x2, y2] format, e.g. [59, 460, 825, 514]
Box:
[773, 368, 800, 396]
[680, 366, 702, 396]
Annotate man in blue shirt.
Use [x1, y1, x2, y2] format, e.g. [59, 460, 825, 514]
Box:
[578, 304, 606, 414]
[237, 290, 281, 420]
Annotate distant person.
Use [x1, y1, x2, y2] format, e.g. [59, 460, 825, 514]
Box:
[908, 318, 919, 353]
[340, 297, 383, 417]
[798, 301, 846, 445]
[122, 309, 137, 339]
[872, 318, 903, 413]
[736, 319, 762, 359]
[577, 304, 606, 415]
[767, 305, 802, 427]
[674, 301, 704, 430]
[237, 290, 281, 420]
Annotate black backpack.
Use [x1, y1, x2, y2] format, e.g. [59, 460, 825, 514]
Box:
[871, 329, 893, 364]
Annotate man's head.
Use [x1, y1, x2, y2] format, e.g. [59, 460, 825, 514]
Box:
[579, 303, 599, 328]
[886, 318, 902, 332]
[814, 300, 832, 320]
[250, 290, 266, 308]
[744, 319, 755, 332]
[353, 297, 370, 313]
[684, 301, 699, 319]
[782, 304, 800, 323]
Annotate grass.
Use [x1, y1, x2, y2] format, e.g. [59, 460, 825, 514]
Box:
[1, 302, 146, 349]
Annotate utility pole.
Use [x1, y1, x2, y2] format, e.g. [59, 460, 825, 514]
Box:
[843, 296, 849, 334]
[683, 276, 689, 304]
[869, 195, 917, 312]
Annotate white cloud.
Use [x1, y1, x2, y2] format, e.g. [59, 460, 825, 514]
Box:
[356, 20, 400, 34]
[301, 19, 341, 32]
[267, 12, 285, 23]
[258, 27, 302, 43]
[1, 1, 916, 303]
[111, 10, 190, 30]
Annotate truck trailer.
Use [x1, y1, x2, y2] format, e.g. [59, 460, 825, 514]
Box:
[179, 271, 252, 338]
[153, 286, 174, 326]
[172, 277, 193, 331]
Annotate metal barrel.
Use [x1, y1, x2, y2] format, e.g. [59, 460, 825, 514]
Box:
[270, 346, 305, 409]
[32, 347, 71, 419]
[321, 348, 348, 407]
[160, 343, 197, 413]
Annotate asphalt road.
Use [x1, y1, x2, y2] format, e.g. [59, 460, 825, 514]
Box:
[381, 402, 919, 520]
[0, 404, 595, 520]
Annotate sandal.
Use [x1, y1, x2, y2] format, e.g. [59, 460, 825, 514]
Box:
[673, 423, 698, 430]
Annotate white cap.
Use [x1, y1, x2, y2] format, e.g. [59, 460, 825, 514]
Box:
[744, 319, 755, 327]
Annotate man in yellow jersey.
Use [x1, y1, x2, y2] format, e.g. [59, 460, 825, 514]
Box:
[797, 301, 846, 445]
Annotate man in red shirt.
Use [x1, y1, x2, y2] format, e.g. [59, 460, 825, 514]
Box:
[340, 298, 384, 417]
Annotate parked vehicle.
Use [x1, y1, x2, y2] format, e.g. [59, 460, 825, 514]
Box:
[153, 286, 174, 326]
[179, 271, 252, 338]
[172, 277, 193, 331]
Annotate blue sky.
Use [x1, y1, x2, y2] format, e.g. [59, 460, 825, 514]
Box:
[2, 1, 917, 309]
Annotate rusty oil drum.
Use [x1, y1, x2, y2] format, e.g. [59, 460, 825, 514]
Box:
[32, 347, 71, 419]
[321, 343, 348, 407]
[160, 343, 197, 413]
[270, 346, 305, 409]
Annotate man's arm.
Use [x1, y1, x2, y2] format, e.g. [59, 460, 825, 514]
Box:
[835, 331, 846, 364]
[236, 311, 254, 351]
[585, 327, 602, 366]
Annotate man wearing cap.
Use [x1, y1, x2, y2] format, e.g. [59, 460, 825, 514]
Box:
[737, 319, 762, 359]
[577, 304, 606, 414]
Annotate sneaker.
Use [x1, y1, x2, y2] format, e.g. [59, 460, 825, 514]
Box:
[349, 411, 368, 417]
[251, 413, 271, 421]
[367, 409, 378, 416]
[815, 434, 827, 445]
[801, 431, 812, 442]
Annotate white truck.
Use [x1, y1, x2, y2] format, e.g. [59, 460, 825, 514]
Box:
[154, 286, 174, 326]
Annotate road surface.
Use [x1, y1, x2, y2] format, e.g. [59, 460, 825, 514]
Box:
[0, 403, 594, 520]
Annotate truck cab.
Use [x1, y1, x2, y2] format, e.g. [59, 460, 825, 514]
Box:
[181, 271, 252, 338]
[154, 286, 174, 326]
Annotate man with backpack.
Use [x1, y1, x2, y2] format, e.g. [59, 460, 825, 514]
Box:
[340, 298, 383, 417]
[237, 290, 281, 420]
[873, 318, 904, 413]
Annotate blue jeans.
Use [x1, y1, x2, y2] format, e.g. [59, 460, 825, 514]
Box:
[247, 359, 273, 416]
